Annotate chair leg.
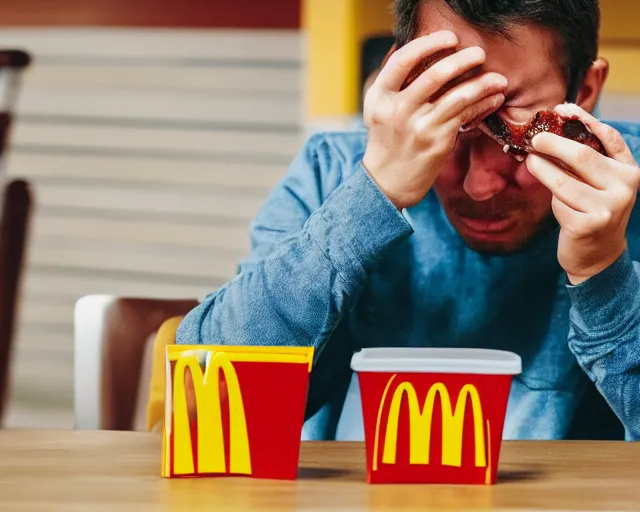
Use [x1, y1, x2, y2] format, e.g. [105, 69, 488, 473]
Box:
[0, 180, 33, 424]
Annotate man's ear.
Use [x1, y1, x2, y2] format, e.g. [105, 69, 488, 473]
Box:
[575, 57, 609, 113]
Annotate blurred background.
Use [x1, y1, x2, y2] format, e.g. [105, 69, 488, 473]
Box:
[0, 0, 638, 429]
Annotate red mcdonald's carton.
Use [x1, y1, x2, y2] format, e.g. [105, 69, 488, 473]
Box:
[351, 347, 521, 485]
[162, 344, 314, 480]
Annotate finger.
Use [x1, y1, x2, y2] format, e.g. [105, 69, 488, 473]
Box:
[441, 92, 505, 135]
[377, 31, 459, 92]
[430, 72, 507, 123]
[554, 103, 636, 165]
[526, 153, 600, 213]
[530, 132, 610, 190]
[404, 46, 489, 106]
[550, 195, 592, 238]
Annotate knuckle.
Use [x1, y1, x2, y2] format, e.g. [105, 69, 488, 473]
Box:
[554, 175, 569, 192]
[603, 126, 626, 155]
[612, 184, 635, 207]
[465, 100, 489, 123]
[427, 64, 451, 86]
[369, 104, 387, 126]
[370, 110, 385, 126]
[412, 116, 432, 140]
[448, 93, 471, 112]
[576, 146, 598, 167]
[628, 166, 640, 187]
[365, 92, 388, 124]
[392, 100, 412, 131]
[393, 98, 411, 119]
[596, 208, 613, 226]
[394, 54, 415, 74]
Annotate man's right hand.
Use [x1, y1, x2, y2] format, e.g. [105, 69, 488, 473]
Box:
[362, 30, 508, 210]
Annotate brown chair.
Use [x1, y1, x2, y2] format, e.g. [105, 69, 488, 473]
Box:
[0, 179, 33, 424]
[73, 295, 198, 431]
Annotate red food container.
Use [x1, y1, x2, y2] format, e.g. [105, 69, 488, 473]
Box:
[162, 345, 314, 480]
[351, 348, 521, 485]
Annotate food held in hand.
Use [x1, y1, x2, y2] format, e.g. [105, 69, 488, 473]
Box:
[481, 110, 607, 158]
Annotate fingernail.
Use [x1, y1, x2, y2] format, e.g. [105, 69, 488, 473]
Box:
[444, 32, 458, 45]
[531, 133, 543, 149]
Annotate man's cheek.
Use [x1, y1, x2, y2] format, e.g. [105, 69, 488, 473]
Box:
[437, 149, 468, 186]
[517, 163, 545, 187]
[516, 164, 553, 207]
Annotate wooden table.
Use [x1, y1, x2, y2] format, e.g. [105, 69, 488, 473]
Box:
[0, 430, 639, 511]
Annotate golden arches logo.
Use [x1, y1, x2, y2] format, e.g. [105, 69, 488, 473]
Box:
[373, 375, 490, 474]
[163, 345, 314, 478]
[171, 352, 252, 476]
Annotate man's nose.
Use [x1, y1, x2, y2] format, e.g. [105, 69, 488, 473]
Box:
[463, 138, 511, 202]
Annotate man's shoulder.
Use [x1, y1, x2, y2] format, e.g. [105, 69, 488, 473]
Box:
[617, 121, 640, 256]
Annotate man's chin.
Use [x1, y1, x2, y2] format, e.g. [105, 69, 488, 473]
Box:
[458, 235, 529, 255]
[453, 216, 558, 255]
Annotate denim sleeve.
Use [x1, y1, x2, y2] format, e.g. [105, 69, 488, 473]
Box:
[567, 249, 640, 440]
[175, 132, 413, 416]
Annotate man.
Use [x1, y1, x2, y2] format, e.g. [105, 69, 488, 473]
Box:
[177, 0, 640, 441]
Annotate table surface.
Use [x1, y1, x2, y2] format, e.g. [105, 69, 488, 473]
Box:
[1, 430, 639, 511]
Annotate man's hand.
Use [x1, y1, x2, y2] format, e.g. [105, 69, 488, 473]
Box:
[526, 103, 640, 285]
[362, 30, 508, 210]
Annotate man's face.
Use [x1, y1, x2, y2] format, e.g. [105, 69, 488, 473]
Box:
[416, 1, 569, 253]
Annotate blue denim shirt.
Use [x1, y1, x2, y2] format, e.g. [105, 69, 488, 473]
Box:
[177, 121, 640, 442]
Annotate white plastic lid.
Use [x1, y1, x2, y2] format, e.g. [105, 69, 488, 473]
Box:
[350, 347, 521, 375]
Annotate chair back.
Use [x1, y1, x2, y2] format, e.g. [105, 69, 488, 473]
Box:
[74, 295, 198, 430]
[0, 179, 33, 424]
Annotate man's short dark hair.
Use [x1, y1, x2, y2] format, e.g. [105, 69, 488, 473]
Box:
[393, 0, 600, 101]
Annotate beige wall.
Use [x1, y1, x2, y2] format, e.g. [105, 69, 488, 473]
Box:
[600, 0, 640, 94]
[3, 27, 304, 428]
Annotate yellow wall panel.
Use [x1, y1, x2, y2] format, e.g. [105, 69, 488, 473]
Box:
[303, 0, 393, 119]
[600, 0, 640, 42]
[356, 1, 394, 44]
[600, 45, 640, 93]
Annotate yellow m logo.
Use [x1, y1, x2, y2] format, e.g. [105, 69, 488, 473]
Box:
[373, 376, 488, 471]
[171, 352, 251, 476]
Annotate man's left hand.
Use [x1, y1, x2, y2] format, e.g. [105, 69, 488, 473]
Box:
[526, 103, 640, 285]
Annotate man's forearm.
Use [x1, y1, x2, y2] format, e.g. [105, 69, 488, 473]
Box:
[176, 166, 413, 359]
[567, 250, 640, 440]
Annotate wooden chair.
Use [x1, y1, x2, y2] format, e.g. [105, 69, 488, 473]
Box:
[73, 295, 198, 431]
[0, 179, 33, 424]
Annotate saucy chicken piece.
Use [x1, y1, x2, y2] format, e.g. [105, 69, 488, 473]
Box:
[482, 110, 607, 157]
